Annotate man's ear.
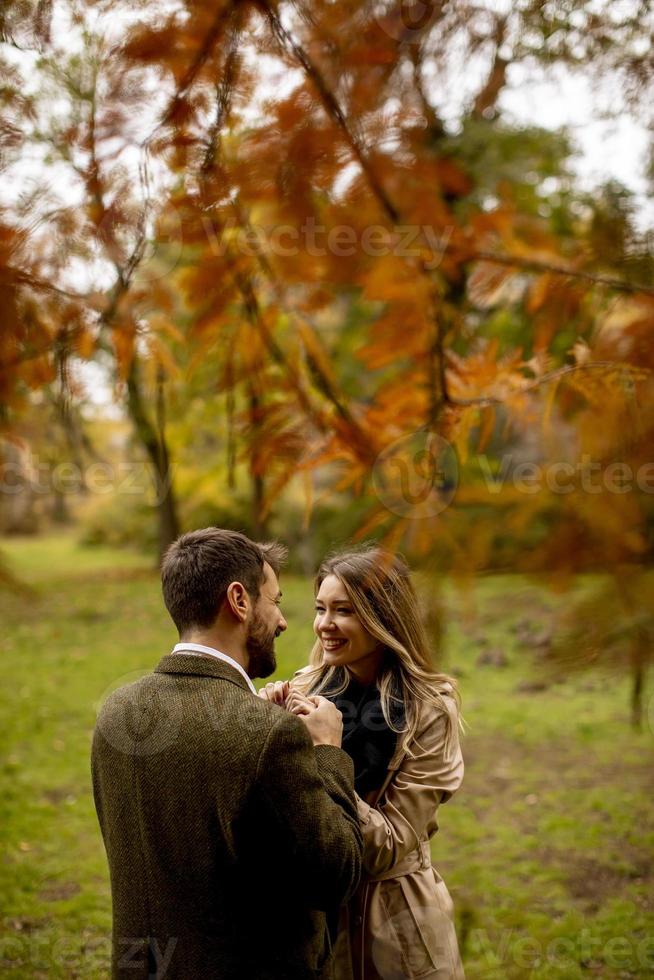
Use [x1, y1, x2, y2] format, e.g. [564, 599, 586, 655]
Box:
[225, 581, 250, 623]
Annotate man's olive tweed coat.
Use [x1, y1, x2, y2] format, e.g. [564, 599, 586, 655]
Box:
[91, 654, 363, 979]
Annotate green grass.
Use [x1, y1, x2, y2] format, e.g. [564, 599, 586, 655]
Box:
[1, 534, 652, 978]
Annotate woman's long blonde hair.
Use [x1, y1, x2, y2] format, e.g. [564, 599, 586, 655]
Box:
[293, 545, 462, 757]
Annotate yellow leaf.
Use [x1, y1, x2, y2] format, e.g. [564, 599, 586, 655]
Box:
[572, 339, 591, 365]
[380, 517, 409, 553]
[526, 273, 552, 314]
[477, 405, 495, 453]
[361, 255, 428, 304]
[74, 327, 96, 360]
[302, 471, 313, 532]
[353, 507, 391, 541]
[149, 337, 180, 380]
[542, 377, 560, 438]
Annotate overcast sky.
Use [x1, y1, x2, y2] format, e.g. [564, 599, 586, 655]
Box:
[502, 66, 651, 230]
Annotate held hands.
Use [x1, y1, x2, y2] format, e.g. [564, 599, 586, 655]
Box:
[288, 692, 344, 748]
[258, 680, 290, 708]
[259, 684, 343, 748]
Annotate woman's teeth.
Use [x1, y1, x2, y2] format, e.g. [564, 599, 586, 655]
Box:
[322, 638, 347, 650]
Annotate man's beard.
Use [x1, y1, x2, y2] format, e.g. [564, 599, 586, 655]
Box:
[246, 609, 277, 680]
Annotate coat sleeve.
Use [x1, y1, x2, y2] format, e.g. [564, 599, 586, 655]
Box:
[253, 710, 363, 909]
[356, 700, 464, 878]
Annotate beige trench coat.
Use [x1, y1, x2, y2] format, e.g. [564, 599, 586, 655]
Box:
[329, 693, 465, 980]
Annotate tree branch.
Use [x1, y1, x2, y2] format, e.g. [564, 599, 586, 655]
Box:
[472, 15, 509, 119]
[225, 199, 371, 448]
[144, 1, 238, 143]
[201, 11, 241, 174]
[197, 45, 372, 457]
[232, 263, 377, 459]
[471, 249, 654, 297]
[3, 268, 91, 301]
[409, 44, 445, 140]
[445, 360, 651, 409]
[259, 0, 400, 224]
[260, 6, 654, 306]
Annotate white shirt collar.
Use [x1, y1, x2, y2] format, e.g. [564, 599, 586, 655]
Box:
[172, 642, 257, 695]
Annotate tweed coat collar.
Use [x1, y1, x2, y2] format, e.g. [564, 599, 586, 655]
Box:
[155, 653, 255, 693]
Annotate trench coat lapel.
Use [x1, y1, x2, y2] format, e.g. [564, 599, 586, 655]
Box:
[369, 741, 406, 807]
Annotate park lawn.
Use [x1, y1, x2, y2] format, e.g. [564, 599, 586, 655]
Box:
[0, 534, 652, 978]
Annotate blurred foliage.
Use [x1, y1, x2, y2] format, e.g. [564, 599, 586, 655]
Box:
[79, 495, 159, 552]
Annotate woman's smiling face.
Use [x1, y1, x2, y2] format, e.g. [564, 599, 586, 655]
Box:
[314, 574, 383, 683]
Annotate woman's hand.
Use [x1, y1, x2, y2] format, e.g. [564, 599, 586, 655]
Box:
[288, 693, 343, 747]
[286, 690, 317, 716]
[258, 680, 290, 707]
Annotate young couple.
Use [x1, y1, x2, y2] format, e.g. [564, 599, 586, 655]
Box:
[92, 527, 464, 979]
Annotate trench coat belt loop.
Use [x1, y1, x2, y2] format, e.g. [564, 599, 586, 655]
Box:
[419, 838, 432, 869]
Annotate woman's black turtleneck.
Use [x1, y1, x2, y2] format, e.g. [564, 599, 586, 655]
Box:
[324, 674, 403, 798]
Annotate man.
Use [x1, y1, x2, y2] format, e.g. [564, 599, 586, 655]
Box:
[92, 528, 362, 979]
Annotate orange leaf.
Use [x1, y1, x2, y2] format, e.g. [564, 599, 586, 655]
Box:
[477, 405, 495, 453]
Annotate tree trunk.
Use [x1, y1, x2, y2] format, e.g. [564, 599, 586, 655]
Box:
[154, 432, 180, 560]
[248, 384, 267, 540]
[630, 639, 646, 731]
[126, 356, 180, 562]
[51, 485, 71, 525]
[616, 569, 648, 731]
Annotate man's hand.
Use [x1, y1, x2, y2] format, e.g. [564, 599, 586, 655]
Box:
[258, 680, 290, 707]
[287, 692, 343, 748]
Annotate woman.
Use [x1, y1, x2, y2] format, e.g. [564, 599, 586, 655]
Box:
[261, 546, 465, 980]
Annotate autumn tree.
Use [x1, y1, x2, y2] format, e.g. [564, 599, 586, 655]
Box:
[2, 0, 653, 713]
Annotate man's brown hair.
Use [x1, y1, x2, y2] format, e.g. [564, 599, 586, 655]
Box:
[161, 527, 287, 636]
